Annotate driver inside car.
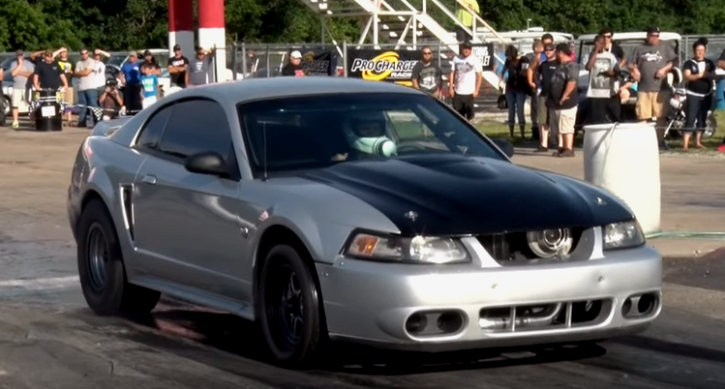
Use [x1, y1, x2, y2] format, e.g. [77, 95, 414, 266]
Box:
[332, 113, 397, 161]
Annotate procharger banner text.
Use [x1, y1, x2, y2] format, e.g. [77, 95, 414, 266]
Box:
[296, 47, 337, 76]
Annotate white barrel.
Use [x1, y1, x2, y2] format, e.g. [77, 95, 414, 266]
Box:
[582, 122, 661, 234]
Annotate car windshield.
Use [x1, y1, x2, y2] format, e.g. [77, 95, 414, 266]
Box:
[238, 93, 505, 176]
[107, 54, 127, 67]
[578, 39, 679, 66]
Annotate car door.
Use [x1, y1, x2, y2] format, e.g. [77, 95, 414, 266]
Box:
[132, 98, 248, 301]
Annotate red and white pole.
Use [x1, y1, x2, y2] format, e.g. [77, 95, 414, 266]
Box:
[198, 0, 227, 81]
[168, 0, 194, 60]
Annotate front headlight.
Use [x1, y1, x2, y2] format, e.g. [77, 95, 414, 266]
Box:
[343, 232, 470, 264]
[603, 220, 645, 250]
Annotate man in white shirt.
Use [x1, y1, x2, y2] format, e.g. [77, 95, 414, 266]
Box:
[448, 41, 483, 121]
[93, 49, 109, 93]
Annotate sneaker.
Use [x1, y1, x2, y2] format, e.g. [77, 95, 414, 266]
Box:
[534, 145, 548, 153]
[558, 149, 575, 158]
[717, 144, 725, 153]
[11, 121, 19, 129]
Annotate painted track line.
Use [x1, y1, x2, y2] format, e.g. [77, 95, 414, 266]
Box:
[0, 275, 80, 291]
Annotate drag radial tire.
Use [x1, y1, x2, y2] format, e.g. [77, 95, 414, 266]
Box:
[77, 199, 160, 316]
[259, 244, 323, 368]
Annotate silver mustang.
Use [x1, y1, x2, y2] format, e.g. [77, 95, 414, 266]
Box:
[67, 77, 661, 367]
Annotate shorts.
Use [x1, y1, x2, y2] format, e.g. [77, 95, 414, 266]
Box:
[635, 91, 667, 120]
[452, 93, 475, 120]
[536, 95, 549, 126]
[142, 96, 157, 109]
[550, 106, 577, 135]
[11, 89, 28, 110]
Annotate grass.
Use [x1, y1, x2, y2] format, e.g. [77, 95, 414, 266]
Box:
[476, 110, 725, 150]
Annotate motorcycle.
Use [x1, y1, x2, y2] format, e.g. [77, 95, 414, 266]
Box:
[663, 69, 717, 140]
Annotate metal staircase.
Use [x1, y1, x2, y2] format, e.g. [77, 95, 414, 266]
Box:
[301, 0, 506, 89]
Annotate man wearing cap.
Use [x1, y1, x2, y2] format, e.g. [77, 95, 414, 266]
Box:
[188, 47, 214, 86]
[631, 26, 678, 148]
[74, 48, 99, 127]
[119, 51, 142, 112]
[168, 44, 190, 88]
[9, 50, 34, 129]
[530, 42, 559, 152]
[281, 51, 305, 77]
[449, 41, 483, 121]
[547, 43, 579, 157]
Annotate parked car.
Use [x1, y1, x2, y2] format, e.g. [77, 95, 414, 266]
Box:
[68, 77, 661, 368]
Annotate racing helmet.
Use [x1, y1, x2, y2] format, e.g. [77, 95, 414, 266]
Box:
[344, 111, 397, 157]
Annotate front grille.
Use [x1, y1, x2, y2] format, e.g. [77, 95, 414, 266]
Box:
[479, 299, 613, 333]
[477, 229, 584, 265]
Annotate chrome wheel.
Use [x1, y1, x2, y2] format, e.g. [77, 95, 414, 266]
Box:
[85, 223, 109, 292]
[267, 265, 304, 350]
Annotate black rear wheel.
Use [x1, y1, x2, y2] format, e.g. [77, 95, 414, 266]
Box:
[258, 244, 323, 368]
[77, 199, 160, 316]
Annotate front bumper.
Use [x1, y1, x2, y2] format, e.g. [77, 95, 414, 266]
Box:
[316, 236, 662, 352]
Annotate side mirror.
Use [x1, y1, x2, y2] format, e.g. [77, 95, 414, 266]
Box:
[184, 151, 228, 176]
[491, 138, 515, 158]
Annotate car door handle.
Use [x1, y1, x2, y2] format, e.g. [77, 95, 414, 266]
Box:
[141, 174, 157, 185]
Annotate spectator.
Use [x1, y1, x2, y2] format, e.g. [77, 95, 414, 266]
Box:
[599, 28, 626, 68]
[245, 49, 259, 74]
[119, 51, 142, 113]
[681, 38, 716, 151]
[188, 47, 214, 86]
[500, 45, 530, 137]
[449, 41, 483, 122]
[143, 50, 162, 76]
[584, 34, 623, 124]
[74, 48, 99, 128]
[281, 51, 305, 77]
[455, 0, 479, 43]
[540, 34, 554, 62]
[532, 42, 559, 152]
[28, 48, 64, 120]
[411, 46, 443, 98]
[526, 39, 544, 140]
[33, 49, 68, 92]
[99, 79, 123, 120]
[168, 44, 190, 88]
[140, 65, 159, 109]
[631, 26, 678, 149]
[547, 43, 579, 157]
[56, 48, 75, 125]
[9, 50, 34, 129]
[718, 49, 725, 153]
[93, 49, 110, 96]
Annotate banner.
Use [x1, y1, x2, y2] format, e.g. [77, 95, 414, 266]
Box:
[345, 49, 420, 87]
[297, 47, 337, 76]
[470, 43, 495, 72]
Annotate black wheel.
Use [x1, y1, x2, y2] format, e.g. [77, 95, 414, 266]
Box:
[77, 199, 160, 316]
[258, 244, 323, 367]
[704, 114, 717, 139]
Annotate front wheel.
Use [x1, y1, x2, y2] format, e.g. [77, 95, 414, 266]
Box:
[77, 199, 160, 316]
[703, 114, 717, 139]
[258, 244, 323, 368]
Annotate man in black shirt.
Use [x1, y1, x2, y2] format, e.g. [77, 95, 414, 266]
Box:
[411, 46, 443, 98]
[547, 43, 579, 157]
[532, 42, 559, 152]
[281, 51, 305, 77]
[33, 49, 68, 91]
[167, 44, 190, 88]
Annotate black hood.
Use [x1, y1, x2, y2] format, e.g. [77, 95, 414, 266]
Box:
[300, 154, 633, 236]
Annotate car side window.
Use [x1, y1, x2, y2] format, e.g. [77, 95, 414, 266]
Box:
[136, 107, 172, 149]
[157, 99, 233, 159]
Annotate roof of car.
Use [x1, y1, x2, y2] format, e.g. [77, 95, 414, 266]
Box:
[578, 32, 681, 41]
[165, 77, 424, 102]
